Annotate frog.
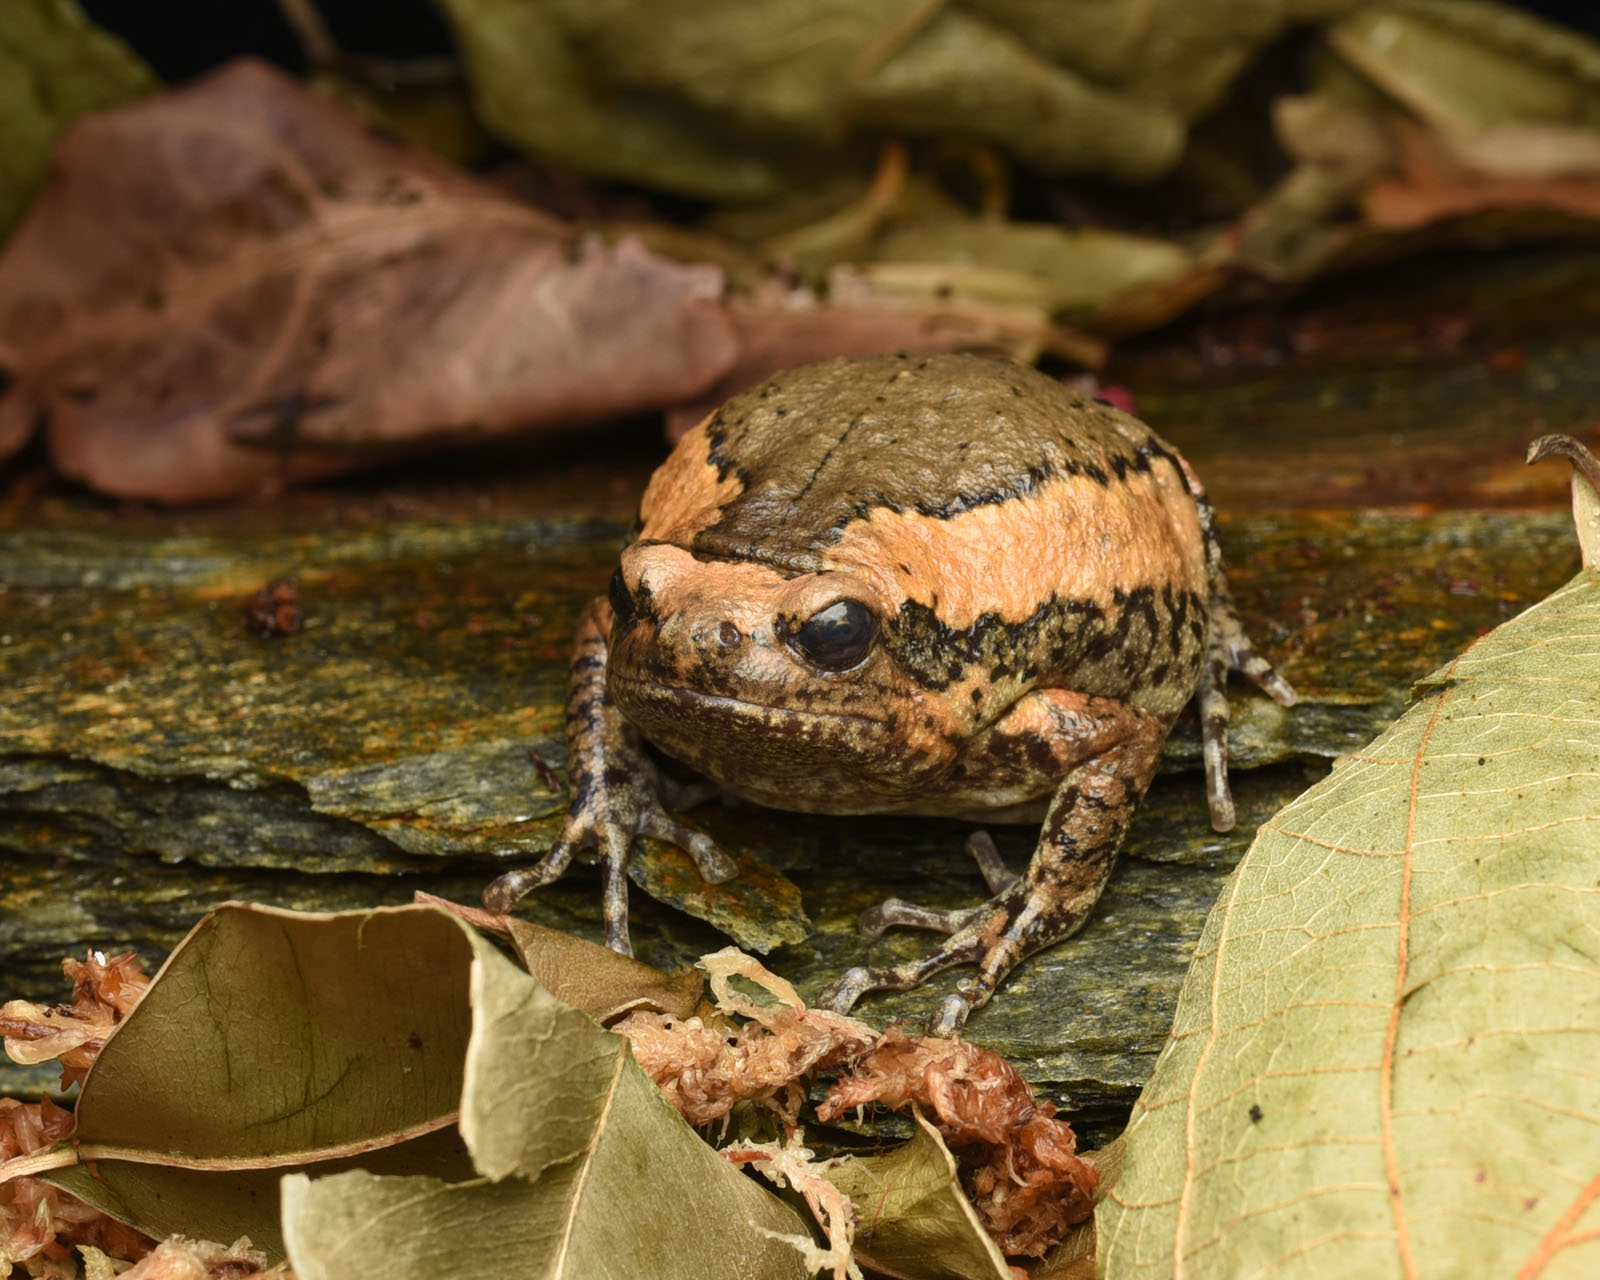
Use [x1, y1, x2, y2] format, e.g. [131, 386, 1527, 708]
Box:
[485, 352, 1296, 1033]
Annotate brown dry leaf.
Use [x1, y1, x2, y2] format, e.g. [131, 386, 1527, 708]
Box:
[663, 277, 1104, 442]
[0, 950, 148, 1090]
[1365, 114, 1600, 230]
[0, 59, 738, 502]
[415, 891, 704, 1022]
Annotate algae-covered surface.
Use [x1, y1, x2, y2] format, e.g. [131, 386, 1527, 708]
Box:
[2, 253, 1594, 1123]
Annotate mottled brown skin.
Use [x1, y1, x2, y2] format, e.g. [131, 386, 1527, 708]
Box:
[486, 353, 1296, 1032]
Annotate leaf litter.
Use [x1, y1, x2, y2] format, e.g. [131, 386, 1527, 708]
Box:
[1, 905, 1099, 1277]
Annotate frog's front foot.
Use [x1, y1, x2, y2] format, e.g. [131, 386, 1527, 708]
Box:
[819, 833, 1027, 1035]
[485, 766, 736, 953]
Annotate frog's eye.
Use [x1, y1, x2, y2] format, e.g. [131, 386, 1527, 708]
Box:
[607, 568, 635, 625]
[788, 598, 879, 671]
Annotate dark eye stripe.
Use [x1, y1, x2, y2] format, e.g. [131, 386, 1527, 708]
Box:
[607, 568, 635, 625]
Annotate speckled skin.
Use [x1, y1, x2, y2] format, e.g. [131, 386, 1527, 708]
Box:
[486, 353, 1295, 1032]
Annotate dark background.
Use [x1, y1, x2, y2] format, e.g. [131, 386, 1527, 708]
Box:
[80, 0, 1600, 89]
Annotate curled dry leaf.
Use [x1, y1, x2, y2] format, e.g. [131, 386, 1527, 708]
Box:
[416, 891, 705, 1022]
[818, 1029, 1097, 1257]
[0, 59, 738, 502]
[1, 955, 156, 1275]
[1364, 115, 1600, 231]
[616, 948, 1096, 1258]
[86, 1235, 288, 1280]
[663, 275, 1104, 442]
[0, 950, 149, 1089]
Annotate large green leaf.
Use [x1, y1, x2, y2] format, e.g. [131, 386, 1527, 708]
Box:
[0, 0, 155, 236]
[1099, 451, 1600, 1276]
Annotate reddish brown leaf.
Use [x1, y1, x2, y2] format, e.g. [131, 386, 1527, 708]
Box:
[0, 60, 738, 502]
[1365, 116, 1600, 231]
[663, 277, 1105, 441]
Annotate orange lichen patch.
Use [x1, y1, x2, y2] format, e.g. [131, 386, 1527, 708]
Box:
[819, 1029, 1097, 1257]
[823, 467, 1207, 628]
[0, 951, 150, 1091]
[637, 417, 745, 544]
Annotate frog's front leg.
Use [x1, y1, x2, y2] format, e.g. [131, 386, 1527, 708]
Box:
[483, 596, 736, 953]
[820, 690, 1165, 1035]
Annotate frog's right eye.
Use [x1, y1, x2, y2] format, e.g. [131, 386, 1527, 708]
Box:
[788, 598, 879, 671]
[607, 568, 635, 625]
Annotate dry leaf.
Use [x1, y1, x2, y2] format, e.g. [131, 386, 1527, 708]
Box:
[0, 59, 738, 502]
[417, 891, 705, 1022]
[663, 277, 1103, 441]
[1365, 115, 1600, 230]
[1099, 442, 1600, 1276]
[617, 949, 1096, 1258]
[0, 0, 156, 239]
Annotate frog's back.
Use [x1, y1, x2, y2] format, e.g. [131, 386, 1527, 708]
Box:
[636, 352, 1216, 715]
[677, 354, 1167, 569]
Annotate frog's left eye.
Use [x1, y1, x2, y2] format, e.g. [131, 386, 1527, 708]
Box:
[788, 598, 879, 671]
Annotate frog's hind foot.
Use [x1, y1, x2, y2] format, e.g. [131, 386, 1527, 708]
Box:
[822, 833, 1033, 1036]
[1198, 579, 1297, 833]
[857, 832, 1017, 939]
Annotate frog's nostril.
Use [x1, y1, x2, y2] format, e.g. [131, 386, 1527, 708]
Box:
[717, 621, 741, 648]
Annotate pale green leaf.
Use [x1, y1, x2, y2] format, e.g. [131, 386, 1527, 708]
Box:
[72, 904, 475, 1163]
[819, 1113, 1012, 1280]
[1328, 3, 1600, 136]
[1100, 475, 1600, 1275]
[283, 936, 812, 1280]
[867, 223, 1194, 316]
[37, 902, 809, 1273]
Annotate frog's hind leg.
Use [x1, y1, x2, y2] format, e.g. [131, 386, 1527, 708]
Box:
[1178, 456, 1297, 833]
[821, 692, 1165, 1035]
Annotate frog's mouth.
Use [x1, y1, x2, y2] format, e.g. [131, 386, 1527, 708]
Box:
[610, 674, 887, 729]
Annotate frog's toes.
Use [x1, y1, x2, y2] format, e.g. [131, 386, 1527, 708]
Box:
[818, 939, 985, 1035]
[931, 993, 974, 1037]
[858, 831, 1016, 937]
[637, 809, 737, 884]
[859, 898, 976, 938]
[482, 835, 581, 914]
[962, 831, 1021, 895]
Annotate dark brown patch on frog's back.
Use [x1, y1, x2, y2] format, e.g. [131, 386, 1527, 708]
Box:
[691, 353, 1166, 568]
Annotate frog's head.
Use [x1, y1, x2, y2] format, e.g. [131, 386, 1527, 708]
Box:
[603, 541, 960, 804]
